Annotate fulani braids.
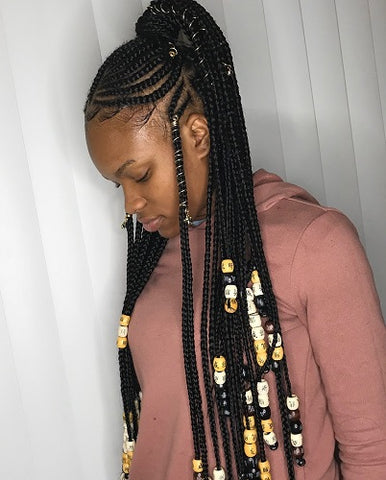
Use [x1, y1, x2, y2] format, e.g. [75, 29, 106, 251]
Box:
[85, 1, 305, 479]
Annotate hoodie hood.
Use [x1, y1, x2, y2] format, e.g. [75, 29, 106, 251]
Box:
[253, 169, 319, 213]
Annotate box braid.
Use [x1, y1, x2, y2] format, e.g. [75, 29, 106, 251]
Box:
[84, 1, 305, 479]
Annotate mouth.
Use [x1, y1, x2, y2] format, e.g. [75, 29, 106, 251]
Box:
[138, 216, 163, 233]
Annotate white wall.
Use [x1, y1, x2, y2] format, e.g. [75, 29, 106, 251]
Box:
[0, 1, 385, 478]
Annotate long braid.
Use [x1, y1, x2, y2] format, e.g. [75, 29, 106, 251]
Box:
[85, 1, 303, 478]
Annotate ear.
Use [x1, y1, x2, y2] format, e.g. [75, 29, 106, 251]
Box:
[180, 113, 210, 160]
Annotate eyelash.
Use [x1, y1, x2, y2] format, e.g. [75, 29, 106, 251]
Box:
[113, 170, 149, 189]
[137, 170, 150, 183]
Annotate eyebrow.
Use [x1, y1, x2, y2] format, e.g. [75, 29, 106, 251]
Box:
[115, 159, 136, 178]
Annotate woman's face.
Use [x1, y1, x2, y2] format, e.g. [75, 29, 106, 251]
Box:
[85, 111, 209, 239]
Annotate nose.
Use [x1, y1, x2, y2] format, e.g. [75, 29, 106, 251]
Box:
[123, 187, 147, 215]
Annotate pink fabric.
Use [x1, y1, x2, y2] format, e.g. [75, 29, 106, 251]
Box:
[128, 169, 386, 479]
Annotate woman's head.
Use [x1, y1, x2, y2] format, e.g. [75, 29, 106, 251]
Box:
[85, 1, 301, 479]
[86, 107, 210, 238]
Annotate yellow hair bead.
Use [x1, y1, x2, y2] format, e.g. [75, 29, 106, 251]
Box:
[251, 270, 260, 284]
[254, 339, 267, 353]
[258, 460, 271, 473]
[244, 429, 257, 444]
[256, 350, 268, 367]
[272, 346, 284, 361]
[213, 356, 227, 372]
[224, 298, 238, 313]
[260, 473, 272, 480]
[221, 259, 234, 273]
[261, 418, 274, 433]
[192, 459, 203, 473]
[243, 415, 256, 429]
[122, 462, 131, 474]
[120, 315, 131, 326]
[244, 442, 257, 457]
[117, 336, 128, 349]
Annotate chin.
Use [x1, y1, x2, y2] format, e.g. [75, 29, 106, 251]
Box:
[158, 224, 179, 239]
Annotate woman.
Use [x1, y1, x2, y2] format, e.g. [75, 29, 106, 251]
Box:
[84, 1, 386, 479]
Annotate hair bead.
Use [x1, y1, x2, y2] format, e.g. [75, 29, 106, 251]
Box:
[221, 259, 234, 273]
[120, 315, 131, 326]
[261, 418, 274, 433]
[272, 346, 284, 361]
[290, 433, 303, 448]
[117, 337, 128, 349]
[263, 431, 278, 448]
[224, 284, 237, 299]
[268, 333, 282, 347]
[249, 313, 262, 327]
[213, 356, 226, 371]
[243, 415, 256, 429]
[214, 370, 226, 385]
[259, 459, 271, 473]
[224, 298, 238, 313]
[213, 467, 226, 480]
[286, 395, 300, 411]
[252, 326, 265, 340]
[243, 429, 257, 444]
[260, 473, 272, 480]
[257, 379, 269, 395]
[244, 442, 258, 457]
[192, 458, 203, 473]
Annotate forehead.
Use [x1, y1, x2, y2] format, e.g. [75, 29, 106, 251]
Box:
[86, 112, 165, 159]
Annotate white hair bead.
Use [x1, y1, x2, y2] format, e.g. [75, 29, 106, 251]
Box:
[287, 394, 300, 411]
[252, 282, 263, 296]
[291, 433, 303, 447]
[268, 333, 282, 347]
[258, 393, 269, 408]
[214, 371, 226, 385]
[118, 326, 128, 337]
[251, 326, 265, 340]
[224, 284, 237, 299]
[245, 389, 253, 404]
[263, 431, 277, 446]
[213, 467, 226, 480]
[247, 301, 257, 314]
[246, 287, 254, 301]
[257, 379, 269, 395]
[123, 440, 135, 453]
[248, 313, 262, 327]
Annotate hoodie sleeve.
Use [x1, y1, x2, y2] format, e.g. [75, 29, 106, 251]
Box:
[291, 210, 386, 479]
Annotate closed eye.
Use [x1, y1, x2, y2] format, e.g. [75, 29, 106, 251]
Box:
[137, 170, 150, 183]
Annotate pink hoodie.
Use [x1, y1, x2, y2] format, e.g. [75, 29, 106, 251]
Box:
[128, 170, 386, 480]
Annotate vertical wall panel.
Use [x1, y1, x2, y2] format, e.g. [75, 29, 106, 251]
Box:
[300, 0, 365, 239]
[262, 0, 326, 203]
[369, 0, 386, 140]
[0, 9, 83, 479]
[223, 0, 286, 177]
[92, 0, 143, 58]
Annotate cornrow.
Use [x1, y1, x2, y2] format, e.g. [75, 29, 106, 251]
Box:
[85, 0, 306, 478]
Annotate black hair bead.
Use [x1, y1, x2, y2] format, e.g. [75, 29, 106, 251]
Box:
[288, 409, 300, 422]
[259, 406, 271, 420]
[223, 274, 236, 284]
[290, 421, 303, 434]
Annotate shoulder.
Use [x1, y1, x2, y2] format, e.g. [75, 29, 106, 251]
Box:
[252, 169, 357, 266]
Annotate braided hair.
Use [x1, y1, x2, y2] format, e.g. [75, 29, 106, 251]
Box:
[85, 1, 305, 479]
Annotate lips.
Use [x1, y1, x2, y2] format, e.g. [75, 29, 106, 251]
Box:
[138, 216, 163, 233]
